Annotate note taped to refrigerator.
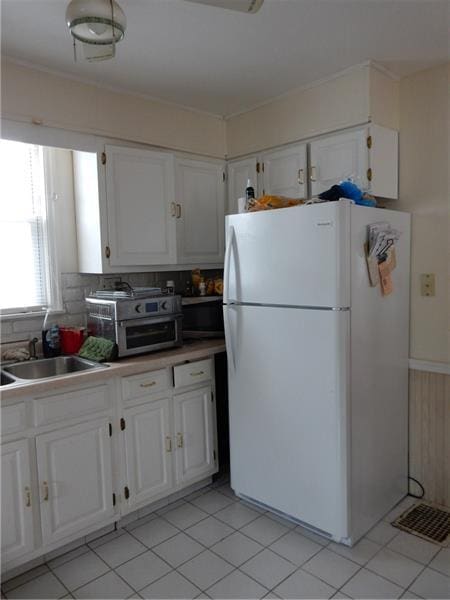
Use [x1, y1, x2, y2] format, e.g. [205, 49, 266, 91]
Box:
[366, 223, 401, 294]
[379, 261, 393, 296]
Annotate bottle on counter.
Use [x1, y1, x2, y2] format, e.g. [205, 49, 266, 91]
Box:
[42, 310, 60, 358]
[199, 278, 206, 296]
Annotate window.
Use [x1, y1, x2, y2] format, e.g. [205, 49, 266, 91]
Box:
[0, 139, 59, 315]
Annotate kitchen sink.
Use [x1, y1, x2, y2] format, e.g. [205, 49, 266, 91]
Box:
[1, 371, 16, 386]
[3, 356, 108, 381]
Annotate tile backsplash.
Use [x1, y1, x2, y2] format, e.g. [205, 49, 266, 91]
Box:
[0, 269, 222, 348]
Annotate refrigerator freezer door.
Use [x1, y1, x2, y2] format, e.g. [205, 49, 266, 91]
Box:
[224, 201, 350, 308]
[224, 303, 350, 540]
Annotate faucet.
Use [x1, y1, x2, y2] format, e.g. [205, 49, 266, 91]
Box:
[29, 337, 39, 360]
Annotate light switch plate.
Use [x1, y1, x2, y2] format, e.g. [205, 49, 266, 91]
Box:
[420, 273, 435, 297]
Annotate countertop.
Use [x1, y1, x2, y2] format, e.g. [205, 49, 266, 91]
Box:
[1, 339, 226, 400]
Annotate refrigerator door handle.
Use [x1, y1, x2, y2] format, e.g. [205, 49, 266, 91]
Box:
[223, 225, 235, 305]
[223, 306, 236, 371]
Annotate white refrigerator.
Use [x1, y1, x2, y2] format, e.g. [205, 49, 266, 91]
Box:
[223, 199, 410, 545]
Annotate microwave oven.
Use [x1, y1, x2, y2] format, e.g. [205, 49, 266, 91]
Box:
[182, 297, 224, 339]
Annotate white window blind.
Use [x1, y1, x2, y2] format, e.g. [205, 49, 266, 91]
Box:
[0, 139, 51, 313]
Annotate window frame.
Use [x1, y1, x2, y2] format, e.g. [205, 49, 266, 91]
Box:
[0, 142, 63, 318]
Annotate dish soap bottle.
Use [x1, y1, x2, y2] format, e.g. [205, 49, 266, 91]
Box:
[42, 310, 60, 358]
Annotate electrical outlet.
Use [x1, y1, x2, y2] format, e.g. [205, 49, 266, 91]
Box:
[420, 273, 435, 297]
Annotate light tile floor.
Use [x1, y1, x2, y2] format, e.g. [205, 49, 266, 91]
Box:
[2, 483, 449, 600]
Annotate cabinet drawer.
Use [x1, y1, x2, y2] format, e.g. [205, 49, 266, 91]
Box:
[122, 369, 170, 401]
[173, 358, 213, 389]
[2, 402, 27, 435]
[33, 385, 110, 426]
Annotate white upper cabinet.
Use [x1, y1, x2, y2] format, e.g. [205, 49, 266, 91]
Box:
[74, 146, 225, 272]
[227, 156, 259, 214]
[262, 144, 307, 199]
[36, 418, 114, 546]
[309, 130, 368, 197]
[105, 145, 177, 267]
[1, 439, 35, 564]
[309, 126, 398, 199]
[176, 158, 225, 264]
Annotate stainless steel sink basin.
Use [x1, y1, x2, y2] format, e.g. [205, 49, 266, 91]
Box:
[3, 356, 108, 381]
[1, 371, 15, 386]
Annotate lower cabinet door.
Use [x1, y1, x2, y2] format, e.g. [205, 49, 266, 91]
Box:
[36, 418, 114, 546]
[123, 398, 173, 508]
[174, 386, 215, 485]
[1, 439, 35, 563]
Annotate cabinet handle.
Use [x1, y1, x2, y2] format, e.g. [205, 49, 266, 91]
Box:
[25, 486, 31, 507]
[170, 202, 176, 217]
[140, 381, 156, 388]
[190, 370, 204, 377]
[177, 432, 184, 448]
[165, 436, 172, 452]
[310, 166, 317, 182]
[176, 204, 182, 219]
[42, 481, 49, 502]
[297, 168, 305, 185]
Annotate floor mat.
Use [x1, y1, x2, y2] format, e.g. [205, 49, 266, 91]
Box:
[393, 501, 450, 546]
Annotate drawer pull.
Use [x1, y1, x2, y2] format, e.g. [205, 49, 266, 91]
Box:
[177, 432, 184, 448]
[165, 436, 172, 452]
[42, 481, 49, 502]
[25, 486, 31, 507]
[140, 381, 157, 388]
[190, 371, 204, 377]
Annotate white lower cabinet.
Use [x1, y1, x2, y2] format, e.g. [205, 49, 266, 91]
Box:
[36, 418, 115, 546]
[121, 360, 218, 513]
[1, 356, 218, 572]
[173, 386, 215, 486]
[1, 439, 35, 564]
[123, 398, 173, 508]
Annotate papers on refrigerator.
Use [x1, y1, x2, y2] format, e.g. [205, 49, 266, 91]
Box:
[368, 222, 401, 260]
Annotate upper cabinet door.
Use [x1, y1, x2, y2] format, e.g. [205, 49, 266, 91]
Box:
[309, 130, 368, 197]
[227, 157, 259, 214]
[176, 159, 225, 265]
[262, 144, 307, 199]
[36, 418, 114, 546]
[1, 439, 35, 564]
[105, 145, 177, 266]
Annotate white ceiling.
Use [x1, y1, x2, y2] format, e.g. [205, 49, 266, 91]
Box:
[1, 0, 449, 117]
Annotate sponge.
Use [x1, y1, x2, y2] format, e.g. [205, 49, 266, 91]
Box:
[78, 336, 116, 362]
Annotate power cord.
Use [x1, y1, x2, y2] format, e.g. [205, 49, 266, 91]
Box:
[408, 476, 425, 499]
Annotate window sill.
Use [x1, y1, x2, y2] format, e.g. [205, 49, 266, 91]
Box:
[0, 309, 65, 321]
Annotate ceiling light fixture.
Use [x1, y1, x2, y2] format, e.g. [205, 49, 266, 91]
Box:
[66, 0, 126, 62]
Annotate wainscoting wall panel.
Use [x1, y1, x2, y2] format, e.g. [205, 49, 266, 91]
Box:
[409, 369, 450, 507]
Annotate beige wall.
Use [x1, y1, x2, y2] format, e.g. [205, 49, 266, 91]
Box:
[397, 64, 450, 364]
[369, 66, 400, 130]
[226, 65, 370, 158]
[1, 60, 226, 158]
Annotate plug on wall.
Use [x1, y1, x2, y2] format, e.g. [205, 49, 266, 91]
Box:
[420, 273, 436, 297]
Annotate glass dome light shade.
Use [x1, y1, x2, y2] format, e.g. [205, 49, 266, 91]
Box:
[66, 0, 126, 45]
